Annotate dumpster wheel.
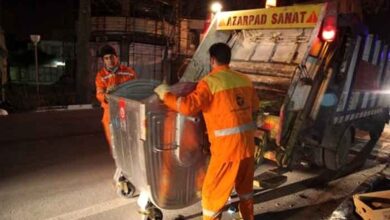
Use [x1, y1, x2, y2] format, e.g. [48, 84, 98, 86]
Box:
[116, 177, 137, 198]
[114, 168, 137, 198]
[139, 202, 163, 220]
[145, 206, 163, 220]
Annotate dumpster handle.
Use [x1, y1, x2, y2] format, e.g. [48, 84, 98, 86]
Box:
[173, 114, 202, 167]
[150, 113, 203, 167]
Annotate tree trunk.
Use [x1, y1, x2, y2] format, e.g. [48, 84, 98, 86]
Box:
[76, 0, 91, 103]
[0, 26, 7, 102]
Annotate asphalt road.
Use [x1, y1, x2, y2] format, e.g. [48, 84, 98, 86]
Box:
[0, 109, 388, 220]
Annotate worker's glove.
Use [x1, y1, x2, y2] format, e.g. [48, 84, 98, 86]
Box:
[154, 83, 170, 100]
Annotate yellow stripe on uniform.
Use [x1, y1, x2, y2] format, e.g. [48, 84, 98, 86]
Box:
[203, 70, 252, 94]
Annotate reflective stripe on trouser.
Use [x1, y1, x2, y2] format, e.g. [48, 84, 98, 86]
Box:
[202, 157, 254, 220]
[214, 122, 256, 137]
[202, 208, 221, 219]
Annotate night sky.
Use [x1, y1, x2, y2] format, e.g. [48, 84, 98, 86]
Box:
[0, 0, 389, 42]
[0, 0, 77, 41]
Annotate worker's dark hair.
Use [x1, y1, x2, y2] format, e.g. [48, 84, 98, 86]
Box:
[99, 44, 117, 57]
[208, 43, 231, 65]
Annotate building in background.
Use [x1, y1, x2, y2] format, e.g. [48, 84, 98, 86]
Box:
[0, 0, 389, 110]
[89, 1, 204, 82]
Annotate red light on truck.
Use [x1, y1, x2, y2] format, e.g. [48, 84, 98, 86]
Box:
[322, 28, 336, 42]
[321, 16, 337, 42]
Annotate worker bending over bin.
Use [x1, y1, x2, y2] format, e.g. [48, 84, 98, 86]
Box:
[154, 43, 259, 220]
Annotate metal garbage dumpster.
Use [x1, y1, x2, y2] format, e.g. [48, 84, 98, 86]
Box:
[107, 79, 209, 217]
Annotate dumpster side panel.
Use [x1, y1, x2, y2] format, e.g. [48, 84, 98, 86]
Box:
[108, 81, 209, 210]
[145, 108, 208, 209]
[109, 95, 149, 190]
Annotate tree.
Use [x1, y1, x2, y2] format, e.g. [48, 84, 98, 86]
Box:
[76, 0, 91, 103]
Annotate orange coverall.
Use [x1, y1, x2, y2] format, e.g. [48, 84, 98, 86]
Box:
[95, 65, 137, 147]
[163, 65, 259, 220]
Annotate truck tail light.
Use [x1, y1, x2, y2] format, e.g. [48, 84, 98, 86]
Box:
[321, 16, 337, 42]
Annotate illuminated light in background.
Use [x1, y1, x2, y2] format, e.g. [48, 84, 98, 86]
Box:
[266, 0, 277, 8]
[210, 2, 222, 13]
[54, 61, 66, 66]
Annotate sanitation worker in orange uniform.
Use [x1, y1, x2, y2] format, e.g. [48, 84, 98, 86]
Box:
[95, 45, 137, 149]
[154, 43, 259, 220]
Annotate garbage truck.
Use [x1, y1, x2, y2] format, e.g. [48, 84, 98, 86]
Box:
[182, 1, 389, 170]
[107, 2, 389, 219]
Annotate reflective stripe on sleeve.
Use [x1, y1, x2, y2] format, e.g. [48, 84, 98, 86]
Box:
[102, 74, 114, 80]
[214, 122, 256, 137]
[117, 71, 132, 76]
[202, 208, 221, 218]
[238, 192, 253, 201]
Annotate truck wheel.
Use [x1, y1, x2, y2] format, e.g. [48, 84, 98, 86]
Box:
[324, 127, 352, 170]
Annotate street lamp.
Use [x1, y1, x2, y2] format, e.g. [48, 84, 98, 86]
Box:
[266, 0, 277, 8]
[30, 34, 40, 105]
[210, 2, 222, 22]
[210, 2, 222, 14]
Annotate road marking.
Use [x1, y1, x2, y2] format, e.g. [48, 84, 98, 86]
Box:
[45, 198, 136, 220]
